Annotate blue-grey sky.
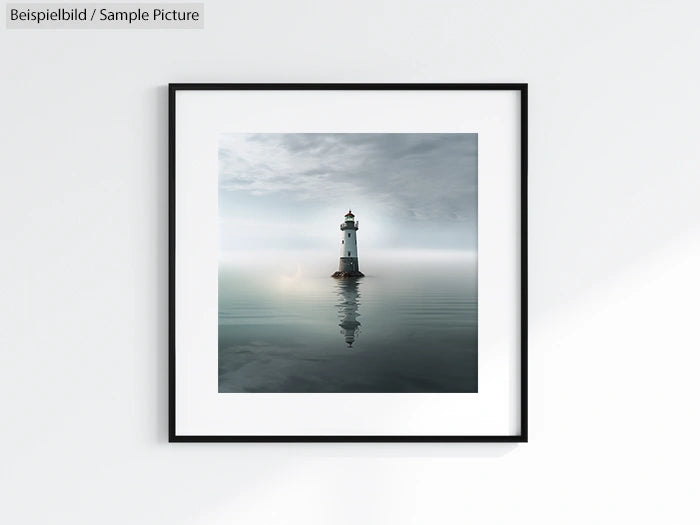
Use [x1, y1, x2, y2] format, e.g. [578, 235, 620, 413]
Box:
[219, 133, 477, 257]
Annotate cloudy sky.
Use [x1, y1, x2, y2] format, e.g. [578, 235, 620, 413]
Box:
[218, 133, 477, 258]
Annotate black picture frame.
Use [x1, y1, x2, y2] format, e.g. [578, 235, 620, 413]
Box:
[169, 83, 528, 442]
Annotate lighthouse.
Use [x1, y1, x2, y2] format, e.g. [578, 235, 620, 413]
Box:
[331, 210, 365, 278]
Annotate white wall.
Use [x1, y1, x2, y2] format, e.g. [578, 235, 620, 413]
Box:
[1, 1, 699, 523]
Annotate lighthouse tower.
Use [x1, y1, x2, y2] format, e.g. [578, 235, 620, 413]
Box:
[331, 210, 365, 278]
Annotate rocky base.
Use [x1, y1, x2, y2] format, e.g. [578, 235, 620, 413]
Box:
[331, 271, 365, 278]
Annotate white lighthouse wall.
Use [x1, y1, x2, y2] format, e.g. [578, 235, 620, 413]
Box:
[340, 229, 358, 258]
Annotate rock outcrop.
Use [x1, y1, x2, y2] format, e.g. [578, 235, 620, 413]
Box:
[331, 271, 365, 278]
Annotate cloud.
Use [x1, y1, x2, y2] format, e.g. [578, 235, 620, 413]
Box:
[219, 133, 477, 224]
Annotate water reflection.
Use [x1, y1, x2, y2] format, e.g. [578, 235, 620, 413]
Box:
[335, 278, 362, 347]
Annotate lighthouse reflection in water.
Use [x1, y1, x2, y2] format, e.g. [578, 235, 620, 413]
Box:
[336, 279, 361, 348]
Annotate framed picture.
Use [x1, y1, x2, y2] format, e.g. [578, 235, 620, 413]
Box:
[169, 83, 527, 442]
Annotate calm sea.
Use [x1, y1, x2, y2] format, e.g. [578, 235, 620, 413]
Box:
[218, 259, 477, 393]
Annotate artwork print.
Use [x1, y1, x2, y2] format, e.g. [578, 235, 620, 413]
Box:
[218, 133, 478, 393]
